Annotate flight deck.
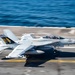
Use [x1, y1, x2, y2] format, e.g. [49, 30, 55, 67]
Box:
[0, 46, 75, 75]
[0, 27, 75, 75]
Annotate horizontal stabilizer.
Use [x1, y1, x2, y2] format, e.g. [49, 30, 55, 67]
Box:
[0, 45, 8, 52]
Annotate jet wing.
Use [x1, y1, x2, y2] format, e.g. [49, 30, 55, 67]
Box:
[6, 44, 34, 58]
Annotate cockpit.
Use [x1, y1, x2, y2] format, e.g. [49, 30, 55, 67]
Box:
[43, 35, 65, 39]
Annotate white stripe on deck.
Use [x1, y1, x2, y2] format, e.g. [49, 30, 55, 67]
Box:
[0, 59, 6, 62]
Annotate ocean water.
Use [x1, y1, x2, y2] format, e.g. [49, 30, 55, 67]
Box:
[0, 0, 75, 27]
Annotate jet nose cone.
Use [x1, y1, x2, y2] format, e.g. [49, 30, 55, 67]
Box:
[73, 40, 75, 44]
[71, 39, 75, 42]
[71, 39, 75, 44]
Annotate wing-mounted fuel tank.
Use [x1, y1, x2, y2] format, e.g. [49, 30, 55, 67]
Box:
[25, 50, 44, 55]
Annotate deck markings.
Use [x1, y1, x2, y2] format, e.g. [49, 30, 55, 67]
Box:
[0, 59, 75, 63]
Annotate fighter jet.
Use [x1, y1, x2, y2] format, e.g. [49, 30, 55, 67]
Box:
[5, 33, 59, 58]
[3, 29, 75, 58]
[0, 29, 58, 58]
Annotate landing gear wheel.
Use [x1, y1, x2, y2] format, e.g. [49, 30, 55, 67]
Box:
[54, 49, 58, 53]
[26, 55, 30, 59]
[54, 49, 59, 57]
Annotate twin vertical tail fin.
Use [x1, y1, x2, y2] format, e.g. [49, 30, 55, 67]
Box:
[20, 34, 33, 43]
[0, 35, 16, 44]
[3, 29, 19, 42]
[3, 29, 34, 44]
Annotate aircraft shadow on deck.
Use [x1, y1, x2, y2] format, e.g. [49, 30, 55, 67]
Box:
[24, 48, 55, 67]
[25, 48, 75, 67]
